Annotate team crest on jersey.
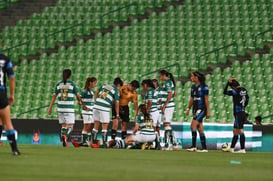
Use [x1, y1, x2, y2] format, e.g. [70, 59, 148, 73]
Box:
[0, 60, 5, 67]
[240, 90, 247, 96]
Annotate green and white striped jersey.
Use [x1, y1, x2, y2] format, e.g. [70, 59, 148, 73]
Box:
[162, 79, 175, 108]
[145, 88, 158, 113]
[81, 89, 94, 116]
[155, 86, 165, 112]
[54, 80, 79, 113]
[94, 84, 119, 112]
[136, 113, 155, 135]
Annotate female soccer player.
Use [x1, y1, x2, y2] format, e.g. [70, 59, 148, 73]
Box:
[48, 69, 86, 147]
[158, 70, 178, 150]
[91, 77, 121, 148]
[0, 51, 20, 155]
[79, 77, 97, 147]
[186, 71, 209, 152]
[223, 78, 249, 153]
[109, 104, 157, 149]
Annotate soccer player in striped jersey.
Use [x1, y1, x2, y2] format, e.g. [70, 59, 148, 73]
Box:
[152, 79, 164, 136]
[223, 78, 249, 153]
[0, 48, 20, 155]
[48, 69, 86, 147]
[159, 70, 178, 150]
[91, 77, 121, 148]
[79, 77, 97, 147]
[186, 71, 209, 152]
[109, 104, 157, 149]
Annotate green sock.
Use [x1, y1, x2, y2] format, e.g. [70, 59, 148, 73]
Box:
[82, 132, 88, 143]
[92, 129, 98, 143]
[88, 133, 92, 142]
[61, 127, 66, 136]
[67, 127, 73, 137]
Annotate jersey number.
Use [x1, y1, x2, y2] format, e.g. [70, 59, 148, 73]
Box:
[99, 90, 109, 100]
[61, 89, 68, 101]
[0, 69, 4, 86]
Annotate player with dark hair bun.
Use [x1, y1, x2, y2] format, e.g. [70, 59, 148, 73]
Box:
[223, 78, 249, 153]
[186, 71, 209, 152]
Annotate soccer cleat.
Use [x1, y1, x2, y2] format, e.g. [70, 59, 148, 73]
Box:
[235, 149, 246, 154]
[187, 147, 197, 152]
[62, 135, 68, 147]
[197, 149, 208, 153]
[172, 145, 179, 151]
[228, 148, 235, 153]
[12, 150, 21, 156]
[71, 139, 80, 148]
[91, 143, 100, 149]
[0, 141, 3, 146]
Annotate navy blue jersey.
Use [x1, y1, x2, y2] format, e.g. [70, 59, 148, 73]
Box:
[191, 84, 209, 112]
[224, 86, 249, 114]
[0, 54, 14, 91]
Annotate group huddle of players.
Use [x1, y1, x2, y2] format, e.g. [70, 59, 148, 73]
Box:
[48, 67, 249, 153]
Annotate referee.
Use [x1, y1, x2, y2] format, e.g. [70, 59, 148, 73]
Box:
[0, 43, 20, 155]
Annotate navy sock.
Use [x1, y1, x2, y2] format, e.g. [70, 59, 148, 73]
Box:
[200, 133, 207, 149]
[121, 131, 127, 139]
[192, 131, 197, 147]
[0, 125, 3, 139]
[6, 130, 19, 152]
[231, 134, 239, 148]
[111, 129, 117, 140]
[240, 133, 245, 149]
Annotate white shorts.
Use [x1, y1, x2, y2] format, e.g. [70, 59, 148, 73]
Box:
[58, 112, 75, 124]
[132, 132, 156, 143]
[163, 107, 175, 123]
[151, 111, 161, 128]
[93, 109, 110, 124]
[82, 114, 94, 124]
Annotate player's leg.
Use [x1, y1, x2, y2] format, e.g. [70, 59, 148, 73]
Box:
[187, 119, 198, 152]
[152, 111, 161, 150]
[80, 115, 91, 146]
[197, 123, 208, 152]
[230, 114, 240, 152]
[237, 112, 246, 153]
[121, 106, 130, 139]
[91, 109, 100, 145]
[65, 113, 75, 140]
[163, 107, 176, 149]
[111, 106, 118, 140]
[58, 113, 68, 147]
[100, 111, 110, 148]
[0, 106, 20, 155]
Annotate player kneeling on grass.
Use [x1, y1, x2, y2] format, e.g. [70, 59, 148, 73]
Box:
[109, 104, 159, 149]
[223, 78, 249, 153]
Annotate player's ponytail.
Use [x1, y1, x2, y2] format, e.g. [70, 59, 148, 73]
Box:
[139, 104, 150, 120]
[84, 77, 97, 91]
[63, 69, 72, 85]
[159, 69, 176, 87]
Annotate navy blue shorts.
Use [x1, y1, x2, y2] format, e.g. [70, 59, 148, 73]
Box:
[0, 90, 9, 109]
[234, 112, 246, 129]
[193, 109, 206, 122]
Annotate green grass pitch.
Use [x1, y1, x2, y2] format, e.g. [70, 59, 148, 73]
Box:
[1, 145, 273, 181]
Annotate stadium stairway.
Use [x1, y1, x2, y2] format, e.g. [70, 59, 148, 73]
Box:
[0, 0, 58, 30]
[13, 0, 185, 65]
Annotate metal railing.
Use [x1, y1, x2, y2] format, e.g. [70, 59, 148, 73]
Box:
[262, 114, 273, 121]
[196, 42, 238, 70]
[1, 41, 29, 58]
[254, 27, 273, 52]
[16, 104, 55, 119]
[100, 2, 138, 32]
[138, 63, 181, 84]
[45, 23, 84, 50]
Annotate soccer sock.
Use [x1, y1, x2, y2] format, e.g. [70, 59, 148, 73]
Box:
[121, 131, 127, 139]
[164, 126, 172, 146]
[200, 133, 207, 149]
[88, 132, 92, 142]
[231, 134, 239, 148]
[91, 128, 98, 143]
[0, 125, 3, 139]
[240, 133, 245, 150]
[155, 132, 160, 148]
[81, 131, 88, 143]
[192, 130, 197, 148]
[6, 130, 19, 152]
[61, 127, 66, 137]
[67, 127, 73, 138]
[102, 130, 108, 145]
[170, 130, 177, 146]
[111, 129, 117, 140]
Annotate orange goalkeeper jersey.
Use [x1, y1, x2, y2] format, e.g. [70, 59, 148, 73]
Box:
[119, 84, 138, 106]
